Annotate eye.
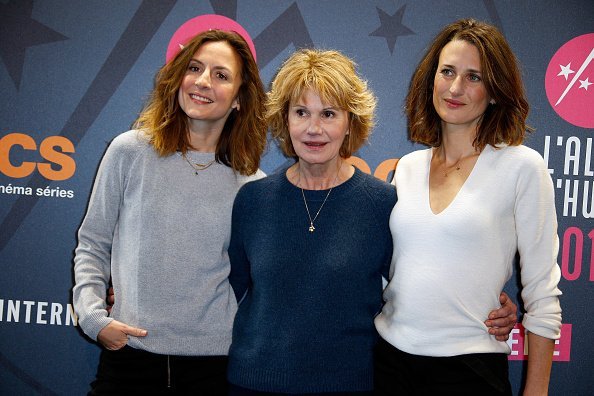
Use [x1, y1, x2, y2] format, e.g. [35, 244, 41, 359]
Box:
[295, 108, 308, 117]
[189, 65, 201, 73]
[322, 110, 336, 118]
[216, 71, 228, 80]
[468, 73, 482, 82]
[440, 68, 454, 77]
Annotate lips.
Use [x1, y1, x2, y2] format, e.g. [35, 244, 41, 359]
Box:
[444, 98, 464, 108]
[190, 93, 213, 103]
[304, 141, 327, 150]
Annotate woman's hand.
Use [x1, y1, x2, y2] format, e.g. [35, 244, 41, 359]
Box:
[485, 292, 518, 341]
[97, 320, 148, 350]
[105, 287, 115, 314]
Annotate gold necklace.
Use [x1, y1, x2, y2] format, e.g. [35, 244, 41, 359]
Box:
[443, 159, 461, 177]
[299, 163, 341, 233]
[301, 188, 333, 232]
[181, 152, 216, 175]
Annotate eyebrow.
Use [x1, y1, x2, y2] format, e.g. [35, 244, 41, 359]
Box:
[189, 58, 233, 73]
[441, 63, 483, 74]
[291, 103, 339, 110]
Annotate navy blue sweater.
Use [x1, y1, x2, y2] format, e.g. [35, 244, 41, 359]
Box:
[227, 167, 396, 393]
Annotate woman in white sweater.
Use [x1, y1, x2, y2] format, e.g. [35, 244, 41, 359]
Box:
[374, 19, 562, 395]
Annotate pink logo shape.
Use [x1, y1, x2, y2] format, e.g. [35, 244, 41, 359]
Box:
[545, 33, 594, 129]
[507, 323, 572, 361]
[166, 14, 256, 64]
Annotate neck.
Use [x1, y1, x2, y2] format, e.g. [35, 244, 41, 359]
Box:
[187, 127, 221, 152]
[439, 128, 480, 165]
[290, 159, 347, 190]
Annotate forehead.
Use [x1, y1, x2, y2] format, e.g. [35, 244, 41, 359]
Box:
[291, 88, 339, 107]
[438, 40, 482, 68]
[192, 40, 242, 71]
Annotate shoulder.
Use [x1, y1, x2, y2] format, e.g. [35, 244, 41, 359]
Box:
[489, 144, 548, 174]
[392, 148, 430, 185]
[399, 148, 431, 164]
[236, 168, 266, 186]
[106, 130, 152, 157]
[359, 170, 395, 195]
[492, 144, 543, 161]
[395, 148, 430, 174]
[236, 170, 283, 200]
[355, 169, 397, 210]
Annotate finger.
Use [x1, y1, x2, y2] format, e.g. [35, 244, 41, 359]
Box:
[106, 339, 128, 351]
[487, 317, 515, 328]
[123, 326, 148, 337]
[488, 306, 514, 320]
[495, 334, 510, 342]
[489, 324, 514, 335]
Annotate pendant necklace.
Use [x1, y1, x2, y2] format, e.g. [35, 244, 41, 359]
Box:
[180, 152, 216, 175]
[300, 162, 341, 233]
[443, 158, 461, 177]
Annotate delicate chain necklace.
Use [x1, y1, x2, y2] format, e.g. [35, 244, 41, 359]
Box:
[180, 152, 216, 175]
[434, 147, 479, 177]
[443, 159, 461, 177]
[299, 162, 341, 233]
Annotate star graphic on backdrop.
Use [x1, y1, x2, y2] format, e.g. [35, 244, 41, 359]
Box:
[557, 63, 574, 80]
[370, 5, 414, 54]
[0, 0, 68, 88]
[579, 77, 592, 90]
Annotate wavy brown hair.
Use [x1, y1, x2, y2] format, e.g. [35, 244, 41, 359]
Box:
[266, 48, 376, 159]
[133, 30, 266, 175]
[405, 18, 532, 149]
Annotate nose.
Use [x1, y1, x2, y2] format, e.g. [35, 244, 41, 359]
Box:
[449, 75, 463, 96]
[194, 69, 211, 88]
[307, 116, 322, 134]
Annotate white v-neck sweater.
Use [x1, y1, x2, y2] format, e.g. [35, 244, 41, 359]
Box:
[375, 144, 562, 356]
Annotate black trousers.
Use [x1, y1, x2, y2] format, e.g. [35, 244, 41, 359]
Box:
[374, 337, 512, 396]
[88, 345, 228, 395]
[228, 383, 373, 396]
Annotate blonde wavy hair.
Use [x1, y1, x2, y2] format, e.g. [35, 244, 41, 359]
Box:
[266, 48, 376, 159]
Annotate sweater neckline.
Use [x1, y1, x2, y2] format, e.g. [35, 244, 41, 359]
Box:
[280, 164, 365, 200]
[425, 145, 490, 216]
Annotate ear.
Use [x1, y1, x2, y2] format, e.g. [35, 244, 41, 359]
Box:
[232, 97, 240, 111]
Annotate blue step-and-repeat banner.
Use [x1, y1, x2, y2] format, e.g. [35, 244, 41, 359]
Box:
[1, 1, 592, 394]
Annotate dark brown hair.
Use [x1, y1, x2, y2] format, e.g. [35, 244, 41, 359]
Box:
[133, 30, 266, 175]
[405, 18, 532, 149]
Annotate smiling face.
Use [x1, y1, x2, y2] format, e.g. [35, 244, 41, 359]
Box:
[288, 89, 350, 170]
[177, 40, 242, 132]
[432, 39, 491, 134]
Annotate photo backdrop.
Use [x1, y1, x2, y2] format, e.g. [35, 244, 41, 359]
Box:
[1, 1, 592, 394]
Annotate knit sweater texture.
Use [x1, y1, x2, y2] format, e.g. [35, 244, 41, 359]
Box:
[227, 167, 396, 393]
[375, 145, 562, 356]
[73, 130, 263, 356]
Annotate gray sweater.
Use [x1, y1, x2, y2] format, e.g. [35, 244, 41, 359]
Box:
[73, 130, 263, 355]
